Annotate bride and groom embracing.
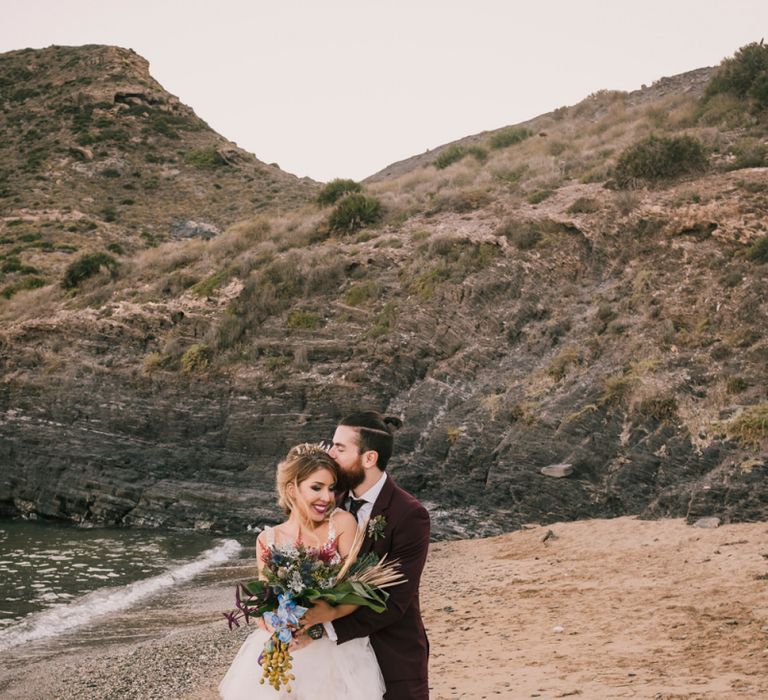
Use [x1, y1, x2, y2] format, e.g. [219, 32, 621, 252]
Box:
[219, 410, 431, 700]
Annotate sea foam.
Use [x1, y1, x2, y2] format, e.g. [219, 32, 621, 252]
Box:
[0, 538, 241, 652]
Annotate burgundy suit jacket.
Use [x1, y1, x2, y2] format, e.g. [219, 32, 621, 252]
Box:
[334, 476, 430, 683]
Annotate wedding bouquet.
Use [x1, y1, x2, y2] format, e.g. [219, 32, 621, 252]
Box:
[224, 523, 403, 692]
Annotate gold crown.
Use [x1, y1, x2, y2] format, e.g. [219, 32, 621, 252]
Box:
[288, 442, 331, 459]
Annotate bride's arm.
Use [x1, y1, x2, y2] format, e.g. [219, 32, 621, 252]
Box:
[334, 509, 359, 559]
[300, 510, 359, 623]
[255, 531, 270, 631]
[330, 510, 360, 619]
[256, 531, 269, 579]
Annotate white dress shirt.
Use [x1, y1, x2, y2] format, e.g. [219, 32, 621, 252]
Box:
[346, 471, 387, 524]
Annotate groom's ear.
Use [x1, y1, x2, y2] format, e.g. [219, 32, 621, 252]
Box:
[362, 450, 379, 469]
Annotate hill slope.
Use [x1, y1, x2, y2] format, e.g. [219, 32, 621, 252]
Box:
[0, 44, 317, 293]
[1, 45, 767, 537]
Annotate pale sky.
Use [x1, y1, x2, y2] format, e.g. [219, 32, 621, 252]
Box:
[2, 1, 767, 182]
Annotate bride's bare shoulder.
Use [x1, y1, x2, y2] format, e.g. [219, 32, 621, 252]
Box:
[331, 508, 357, 532]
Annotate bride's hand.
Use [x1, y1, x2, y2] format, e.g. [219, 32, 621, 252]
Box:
[289, 626, 315, 652]
[300, 600, 337, 627]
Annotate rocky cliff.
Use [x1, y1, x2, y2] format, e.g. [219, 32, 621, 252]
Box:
[1, 45, 766, 538]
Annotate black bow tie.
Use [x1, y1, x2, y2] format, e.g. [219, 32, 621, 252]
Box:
[348, 497, 366, 517]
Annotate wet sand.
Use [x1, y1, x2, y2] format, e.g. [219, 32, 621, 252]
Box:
[1, 516, 767, 699]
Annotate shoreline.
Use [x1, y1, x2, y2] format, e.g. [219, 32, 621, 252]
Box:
[2, 516, 767, 699]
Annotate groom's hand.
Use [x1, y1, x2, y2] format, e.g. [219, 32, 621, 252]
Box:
[300, 600, 338, 627]
[289, 626, 316, 652]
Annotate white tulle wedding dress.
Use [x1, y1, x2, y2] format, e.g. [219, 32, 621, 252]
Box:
[218, 518, 385, 700]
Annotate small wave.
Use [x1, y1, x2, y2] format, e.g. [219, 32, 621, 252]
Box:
[0, 538, 241, 652]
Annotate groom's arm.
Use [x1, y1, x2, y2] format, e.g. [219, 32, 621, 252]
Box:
[333, 503, 430, 643]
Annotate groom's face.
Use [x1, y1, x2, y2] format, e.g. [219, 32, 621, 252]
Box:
[329, 425, 366, 490]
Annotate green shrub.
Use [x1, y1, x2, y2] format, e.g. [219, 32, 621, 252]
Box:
[490, 127, 532, 149]
[726, 376, 749, 394]
[368, 301, 397, 338]
[614, 134, 708, 187]
[434, 188, 492, 213]
[434, 145, 467, 169]
[722, 271, 742, 287]
[728, 140, 767, 170]
[727, 403, 768, 449]
[746, 235, 768, 263]
[2, 257, 23, 273]
[705, 41, 768, 111]
[497, 220, 541, 250]
[412, 263, 451, 299]
[102, 207, 118, 223]
[265, 355, 290, 372]
[61, 252, 119, 289]
[1, 276, 46, 299]
[316, 179, 362, 206]
[286, 309, 320, 330]
[184, 146, 228, 169]
[467, 145, 488, 163]
[25, 148, 49, 171]
[192, 270, 227, 298]
[492, 164, 529, 185]
[180, 343, 211, 373]
[105, 242, 124, 255]
[345, 280, 378, 306]
[328, 194, 382, 233]
[634, 395, 678, 422]
[528, 189, 554, 205]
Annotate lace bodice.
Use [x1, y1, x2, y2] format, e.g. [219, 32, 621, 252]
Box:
[262, 509, 342, 563]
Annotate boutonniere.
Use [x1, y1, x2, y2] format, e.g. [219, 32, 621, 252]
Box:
[367, 515, 387, 541]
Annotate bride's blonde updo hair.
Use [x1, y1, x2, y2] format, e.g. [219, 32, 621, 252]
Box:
[276, 443, 340, 516]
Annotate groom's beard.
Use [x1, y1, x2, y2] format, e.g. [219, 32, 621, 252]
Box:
[340, 457, 366, 492]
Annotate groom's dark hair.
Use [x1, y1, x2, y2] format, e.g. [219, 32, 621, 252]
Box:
[339, 410, 402, 470]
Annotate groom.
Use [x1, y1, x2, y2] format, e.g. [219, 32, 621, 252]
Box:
[302, 410, 430, 700]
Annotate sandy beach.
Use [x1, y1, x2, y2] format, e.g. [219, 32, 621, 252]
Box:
[2, 516, 767, 699]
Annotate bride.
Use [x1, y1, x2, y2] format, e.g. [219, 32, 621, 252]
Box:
[218, 444, 385, 699]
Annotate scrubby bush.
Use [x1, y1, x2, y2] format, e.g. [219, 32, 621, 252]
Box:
[467, 145, 488, 163]
[317, 178, 362, 206]
[705, 41, 768, 111]
[287, 309, 320, 330]
[614, 134, 708, 187]
[180, 343, 211, 373]
[490, 127, 531, 149]
[105, 242, 124, 255]
[61, 252, 119, 289]
[497, 220, 541, 250]
[433, 188, 492, 213]
[184, 146, 228, 169]
[527, 189, 554, 205]
[434, 145, 467, 169]
[328, 194, 382, 233]
[345, 280, 379, 306]
[746, 235, 768, 263]
[1, 276, 46, 299]
[728, 139, 767, 170]
[727, 403, 768, 449]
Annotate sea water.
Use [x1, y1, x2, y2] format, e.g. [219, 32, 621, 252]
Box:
[0, 518, 243, 652]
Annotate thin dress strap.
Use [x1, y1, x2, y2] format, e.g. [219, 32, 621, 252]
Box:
[326, 509, 338, 544]
[262, 525, 276, 547]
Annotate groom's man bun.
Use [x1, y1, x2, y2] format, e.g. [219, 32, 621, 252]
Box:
[339, 410, 402, 470]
